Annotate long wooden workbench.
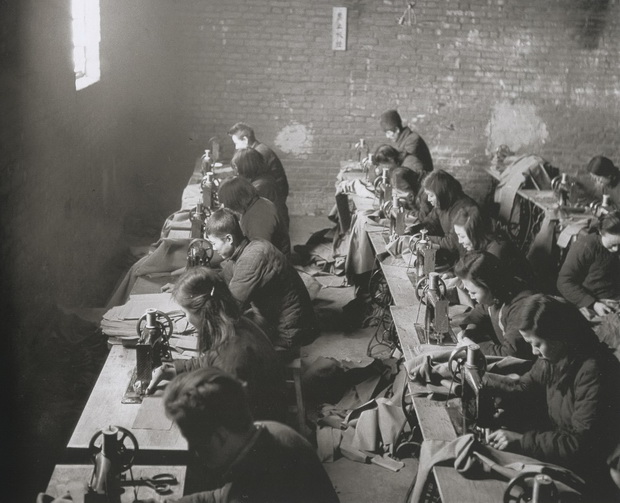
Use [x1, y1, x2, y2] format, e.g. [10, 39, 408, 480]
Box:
[367, 229, 506, 503]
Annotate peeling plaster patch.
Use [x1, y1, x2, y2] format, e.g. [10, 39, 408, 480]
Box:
[275, 123, 313, 155]
[485, 102, 548, 153]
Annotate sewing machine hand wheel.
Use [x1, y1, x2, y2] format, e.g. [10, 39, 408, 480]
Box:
[88, 426, 139, 473]
[504, 473, 559, 503]
[136, 310, 174, 340]
[448, 346, 468, 382]
[414, 276, 447, 302]
[188, 238, 214, 266]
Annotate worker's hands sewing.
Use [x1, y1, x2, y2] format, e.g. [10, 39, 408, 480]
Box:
[487, 429, 523, 451]
[456, 330, 475, 348]
[146, 363, 177, 394]
[161, 283, 175, 293]
[592, 299, 620, 317]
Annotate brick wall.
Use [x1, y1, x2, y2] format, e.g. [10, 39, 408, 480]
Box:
[174, 0, 620, 215]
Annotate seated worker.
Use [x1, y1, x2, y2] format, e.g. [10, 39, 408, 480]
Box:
[379, 109, 433, 176]
[205, 208, 318, 360]
[228, 122, 289, 204]
[148, 267, 286, 422]
[485, 294, 620, 501]
[452, 205, 535, 287]
[557, 210, 620, 317]
[455, 251, 536, 359]
[581, 155, 620, 207]
[163, 367, 340, 503]
[232, 147, 289, 230]
[218, 176, 291, 257]
[418, 169, 478, 267]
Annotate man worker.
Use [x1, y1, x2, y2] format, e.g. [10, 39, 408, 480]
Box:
[228, 122, 289, 203]
[162, 367, 340, 503]
[379, 109, 433, 176]
[205, 208, 317, 360]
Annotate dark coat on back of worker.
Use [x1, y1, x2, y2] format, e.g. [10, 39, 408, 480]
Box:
[222, 239, 318, 350]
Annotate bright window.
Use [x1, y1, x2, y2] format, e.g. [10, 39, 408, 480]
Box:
[71, 0, 100, 90]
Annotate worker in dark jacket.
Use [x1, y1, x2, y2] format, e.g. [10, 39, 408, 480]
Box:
[218, 176, 291, 257]
[205, 209, 317, 360]
[557, 211, 620, 316]
[455, 251, 536, 359]
[485, 295, 620, 501]
[163, 368, 340, 503]
[419, 169, 478, 266]
[379, 109, 433, 176]
[232, 147, 289, 230]
[147, 267, 286, 422]
[228, 122, 289, 202]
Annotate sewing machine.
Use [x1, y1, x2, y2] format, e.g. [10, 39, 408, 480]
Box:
[374, 167, 392, 208]
[382, 194, 407, 236]
[189, 202, 208, 239]
[200, 149, 213, 176]
[85, 426, 138, 502]
[122, 309, 173, 404]
[449, 344, 495, 441]
[590, 194, 616, 217]
[200, 171, 219, 210]
[504, 473, 559, 503]
[551, 173, 574, 207]
[414, 272, 454, 344]
[408, 229, 437, 280]
[187, 238, 214, 268]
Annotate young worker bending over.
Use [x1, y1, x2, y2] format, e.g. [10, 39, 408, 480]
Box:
[162, 368, 340, 503]
[205, 209, 317, 361]
[484, 294, 620, 501]
[455, 251, 536, 359]
[147, 267, 286, 421]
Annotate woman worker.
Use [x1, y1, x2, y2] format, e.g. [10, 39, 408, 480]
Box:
[557, 210, 620, 317]
[232, 147, 289, 230]
[418, 169, 478, 267]
[454, 251, 536, 359]
[218, 176, 291, 256]
[485, 294, 620, 501]
[147, 267, 286, 421]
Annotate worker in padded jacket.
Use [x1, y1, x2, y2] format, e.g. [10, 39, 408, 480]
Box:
[163, 368, 340, 503]
[454, 251, 536, 359]
[205, 208, 317, 362]
[379, 109, 433, 176]
[147, 267, 286, 422]
[557, 211, 620, 317]
[484, 295, 620, 501]
[418, 169, 478, 267]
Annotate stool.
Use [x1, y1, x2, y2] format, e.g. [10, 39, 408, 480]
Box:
[286, 358, 310, 436]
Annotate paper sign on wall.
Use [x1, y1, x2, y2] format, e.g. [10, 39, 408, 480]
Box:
[332, 7, 347, 51]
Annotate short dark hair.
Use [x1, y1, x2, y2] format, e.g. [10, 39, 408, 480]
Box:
[391, 167, 420, 194]
[204, 207, 245, 243]
[232, 148, 269, 181]
[379, 109, 403, 131]
[452, 206, 493, 251]
[455, 251, 512, 304]
[422, 169, 463, 210]
[373, 144, 401, 166]
[600, 210, 620, 236]
[164, 368, 253, 444]
[586, 156, 619, 181]
[227, 122, 256, 143]
[217, 176, 259, 214]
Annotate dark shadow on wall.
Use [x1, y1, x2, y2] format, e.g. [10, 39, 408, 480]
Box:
[573, 0, 610, 49]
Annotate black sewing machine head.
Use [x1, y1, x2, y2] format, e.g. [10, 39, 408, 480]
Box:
[590, 194, 615, 217]
[122, 309, 173, 404]
[189, 202, 209, 239]
[200, 172, 220, 210]
[373, 167, 392, 207]
[415, 272, 454, 345]
[85, 425, 138, 503]
[551, 173, 574, 207]
[187, 238, 214, 268]
[449, 344, 496, 441]
[409, 229, 437, 279]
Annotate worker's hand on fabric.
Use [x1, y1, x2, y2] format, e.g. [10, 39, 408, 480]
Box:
[456, 332, 475, 347]
[593, 301, 613, 317]
[442, 276, 461, 290]
[161, 282, 175, 293]
[487, 429, 522, 451]
[147, 363, 177, 394]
